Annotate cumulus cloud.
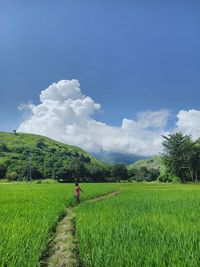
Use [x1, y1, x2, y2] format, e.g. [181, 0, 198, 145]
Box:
[122, 110, 170, 130]
[176, 110, 200, 139]
[18, 79, 171, 156]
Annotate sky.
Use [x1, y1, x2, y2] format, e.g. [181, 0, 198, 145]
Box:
[1, 0, 200, 156]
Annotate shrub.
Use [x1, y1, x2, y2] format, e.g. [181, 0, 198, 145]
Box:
[158, 172, 180, 183]
[36, 139, 47, 149]
[133, 176, 146, 182]
[0, 143, 9, 152]
[171, 175, 181, 183]
[7, 172, 19, 181]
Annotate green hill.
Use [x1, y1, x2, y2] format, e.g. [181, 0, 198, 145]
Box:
[128, 155, 166, 174]
[0, 132, 108, 181]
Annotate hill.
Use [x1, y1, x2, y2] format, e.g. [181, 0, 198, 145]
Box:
[128, 155, 166, 174]
[0, 132, 108, 181]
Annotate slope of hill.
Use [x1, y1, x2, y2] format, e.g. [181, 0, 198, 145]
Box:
[128, 155, 166, 174]
[0, 132, 108, 181]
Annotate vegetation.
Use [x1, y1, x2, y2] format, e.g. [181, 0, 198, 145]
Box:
[0, 132, 109, 182]
[0, 131, 159, 183]
[128, 133, 200, 183]
[2, 182, 200, 266]
[162, 133, 200, 182]
[76, 183, 200, 267]
[2, 131, 200, 184]
[0, 183, 118, 267]
[128, 156, 163, 182]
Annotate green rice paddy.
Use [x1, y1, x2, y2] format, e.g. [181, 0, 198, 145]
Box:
[1, 183, 200, 266]
[75, 184, 200, 267]
[0, 183, 117, 267]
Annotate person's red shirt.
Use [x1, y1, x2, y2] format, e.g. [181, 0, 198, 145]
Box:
[75, 186, 81, 196]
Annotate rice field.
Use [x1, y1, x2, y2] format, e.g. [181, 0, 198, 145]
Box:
[75, 184, 200, 267]
[2, 183, 200, 267]
[0, 183, 117, 267]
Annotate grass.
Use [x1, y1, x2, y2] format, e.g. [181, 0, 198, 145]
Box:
[2, 182, 200, 267]
[0, 183, 118, 267]
[75, 183, 200, 267]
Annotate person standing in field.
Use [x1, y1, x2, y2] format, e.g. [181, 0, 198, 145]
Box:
[74, 183, 83, 203]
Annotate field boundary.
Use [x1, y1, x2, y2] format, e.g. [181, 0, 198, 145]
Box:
[41, 207, 81, 267]
[85, 190, 119, 203]
[40, 190, 118, 267]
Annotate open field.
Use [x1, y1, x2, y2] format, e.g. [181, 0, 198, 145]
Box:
[0, 183, 118, 267]
[1, 183, 200, 267]
[76, 184, 200, 267]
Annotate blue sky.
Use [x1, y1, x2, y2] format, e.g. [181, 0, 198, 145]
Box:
[1, 1, 200, 155]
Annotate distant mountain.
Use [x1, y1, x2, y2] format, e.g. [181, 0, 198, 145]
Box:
[91, 151, 148, 165]
[0, 132, 108, 181]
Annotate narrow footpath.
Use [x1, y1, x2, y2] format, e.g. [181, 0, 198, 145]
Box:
[41, 191, 119, 267]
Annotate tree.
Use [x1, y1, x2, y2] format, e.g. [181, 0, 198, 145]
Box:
[112, 164, 128, 181]
[0, 163, 7, 179]
[88, 167, 108, 182]
[56, 160, 88, 182]
[147, 168, 160, 181]
[188, 141, 200, 183]
[127, 168, 137, 180]
[162, 133, 194, 182]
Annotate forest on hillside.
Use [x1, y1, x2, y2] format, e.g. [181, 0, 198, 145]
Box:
[0, 132, 200, 183]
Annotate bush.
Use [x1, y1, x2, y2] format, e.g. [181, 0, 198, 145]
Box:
[158, 172, 180, 183]
[31, 168, 44, 180]
[0, 143, 9, 152]
[34, 179, 58, 184]
[36, 139, 47, 149]
[171, 175, 181, 183]
[7, 172, 19, 181]
[133, 176, 146, 182]
[158, 174, 168, 182]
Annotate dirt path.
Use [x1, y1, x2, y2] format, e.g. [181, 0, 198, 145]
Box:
[85, 191, 119, 203]
[41, 191, 118, 267]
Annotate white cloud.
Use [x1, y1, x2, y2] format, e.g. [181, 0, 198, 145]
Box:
[122, 110, 170, 130]
[176, 110, 200, 139]
[40, 79, 82, 102]
[18, 79, 171, 156]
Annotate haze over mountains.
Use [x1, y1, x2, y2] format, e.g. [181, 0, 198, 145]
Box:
[92, 151, 147, 165]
